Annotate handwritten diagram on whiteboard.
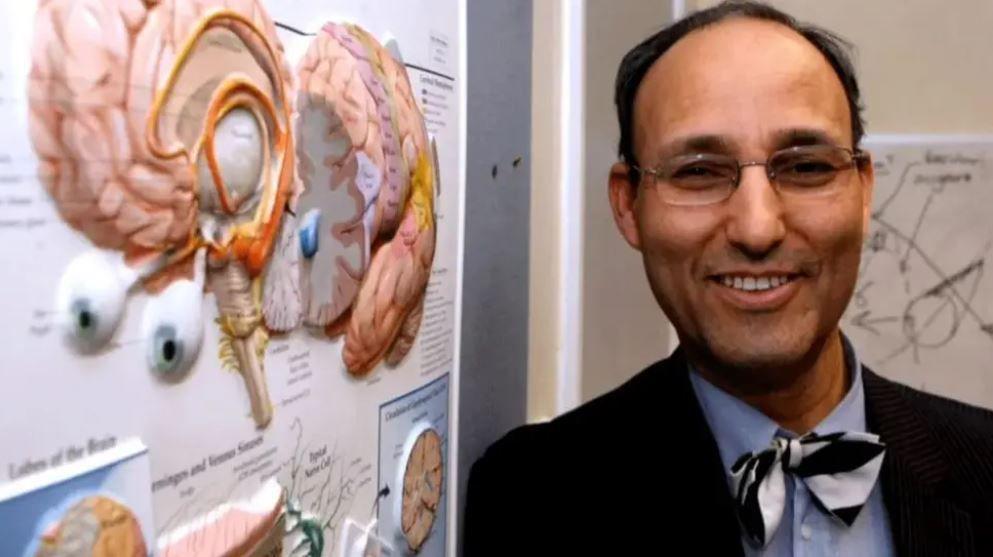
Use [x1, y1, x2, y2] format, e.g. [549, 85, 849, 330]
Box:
[845, 138, 993, 409]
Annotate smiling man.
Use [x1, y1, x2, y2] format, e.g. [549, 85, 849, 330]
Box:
[463, 2, 993, 556]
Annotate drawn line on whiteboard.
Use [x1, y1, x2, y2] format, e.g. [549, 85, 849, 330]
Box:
[922, 259, 984, 298]
[849, 310, 898, 336]
[900, 191, 934, 269]
[878, 251, 990, 365]
[858, 152, 993, 365]
[872, 161, 919, 218]
[872, 217, 989, 328]
[853, 280, 873, 309]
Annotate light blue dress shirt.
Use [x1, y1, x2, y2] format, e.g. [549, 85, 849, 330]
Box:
[688, 338, 896, 556]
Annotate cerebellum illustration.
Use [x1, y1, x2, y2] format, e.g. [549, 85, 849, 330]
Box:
[28, 0, 438, 428]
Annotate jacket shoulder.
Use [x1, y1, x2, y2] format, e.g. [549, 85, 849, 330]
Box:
[475, 356, 670, 464]
[463, 355, 691, 555]
[866, 369, 993, 492]
[868, 369, 993, 440]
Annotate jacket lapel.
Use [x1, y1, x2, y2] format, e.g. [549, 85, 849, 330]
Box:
[653, 350, 745, 556]
[863, 368, 975, 556]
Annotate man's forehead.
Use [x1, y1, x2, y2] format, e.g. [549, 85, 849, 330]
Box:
[662, 128, 842, 156]
[632, 17, 852, 154]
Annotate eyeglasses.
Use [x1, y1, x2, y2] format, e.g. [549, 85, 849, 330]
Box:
[630, 145, 869, 207]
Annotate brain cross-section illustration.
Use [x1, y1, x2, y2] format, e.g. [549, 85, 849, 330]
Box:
[29, 0, 437, 429]
[266, 22, 436, 377]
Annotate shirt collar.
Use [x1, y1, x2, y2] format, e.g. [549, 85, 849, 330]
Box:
[688, 334, 868, 473]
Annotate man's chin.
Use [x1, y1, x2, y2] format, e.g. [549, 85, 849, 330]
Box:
[700, 334, 820, 390]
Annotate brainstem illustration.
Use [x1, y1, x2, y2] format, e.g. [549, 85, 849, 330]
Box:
[29, 0, 437, 427]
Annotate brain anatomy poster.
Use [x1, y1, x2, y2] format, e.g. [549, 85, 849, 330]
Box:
[0, 0, 463, 555]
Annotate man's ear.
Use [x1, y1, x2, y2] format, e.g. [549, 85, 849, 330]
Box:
[858, 151, 875, 238]
[609, 162, 643, 251]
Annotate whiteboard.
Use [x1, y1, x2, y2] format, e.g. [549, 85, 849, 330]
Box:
[844, 136, 993, 409]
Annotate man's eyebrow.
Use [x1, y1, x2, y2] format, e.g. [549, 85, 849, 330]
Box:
[772, 128, 840, 150]
[657, 134, 734, 159]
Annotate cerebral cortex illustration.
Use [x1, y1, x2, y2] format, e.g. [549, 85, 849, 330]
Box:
[29, 0, 437, 428]
[29, 0, 197, 257]
[264, 22, 436, 377]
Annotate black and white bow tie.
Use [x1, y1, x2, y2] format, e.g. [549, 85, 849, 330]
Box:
[730, 431, 886, 547]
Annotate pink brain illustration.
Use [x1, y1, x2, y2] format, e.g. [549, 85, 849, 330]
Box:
[29, 0, 197, 256]
[31, 0, 299, 429]
[30, 1, 438, 427]
[264, 22, 436, 377]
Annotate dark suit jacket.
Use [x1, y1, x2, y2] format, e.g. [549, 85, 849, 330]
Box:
[463, 349, 993, 556]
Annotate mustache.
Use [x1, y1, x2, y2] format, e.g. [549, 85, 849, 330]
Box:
[701, 249, 821, 276]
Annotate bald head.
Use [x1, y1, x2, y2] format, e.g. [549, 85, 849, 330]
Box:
[632, 17, 854, 167]
[615, 1, 863, 170]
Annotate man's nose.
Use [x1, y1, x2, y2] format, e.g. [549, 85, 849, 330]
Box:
[724, 165, 787, 259]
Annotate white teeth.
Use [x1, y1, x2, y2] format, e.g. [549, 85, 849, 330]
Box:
[719, 274, 793, 291]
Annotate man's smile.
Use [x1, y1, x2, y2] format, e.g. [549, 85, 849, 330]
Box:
[707, 271, 806, 311]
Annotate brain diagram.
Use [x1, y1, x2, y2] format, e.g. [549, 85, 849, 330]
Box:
[397, 426, 443, 553]
[29, 0, 437, 429]
[33, 495, 146, 557]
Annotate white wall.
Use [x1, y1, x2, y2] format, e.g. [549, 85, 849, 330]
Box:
[528, 0, 674, 421]
[692, 0, 993, 134]
[580, 1, 674, 404]
[528, 0, 564, 420]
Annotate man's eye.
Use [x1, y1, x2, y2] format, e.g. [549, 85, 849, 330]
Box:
[787, 159, 835, 174]
[775, 156, 841, 187]
[672, 164, 726, 180]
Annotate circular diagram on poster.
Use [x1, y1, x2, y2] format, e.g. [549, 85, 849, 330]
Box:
[393, 422, 443, 553]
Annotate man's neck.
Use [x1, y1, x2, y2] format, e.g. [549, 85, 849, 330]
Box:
[692, 332, 850, 434]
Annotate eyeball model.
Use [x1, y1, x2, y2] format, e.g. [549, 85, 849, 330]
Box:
[55, 251, 131, 353]
[140, 254, 205, 378]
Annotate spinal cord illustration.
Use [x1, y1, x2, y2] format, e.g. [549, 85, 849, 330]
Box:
[29, 0, 437, 428]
